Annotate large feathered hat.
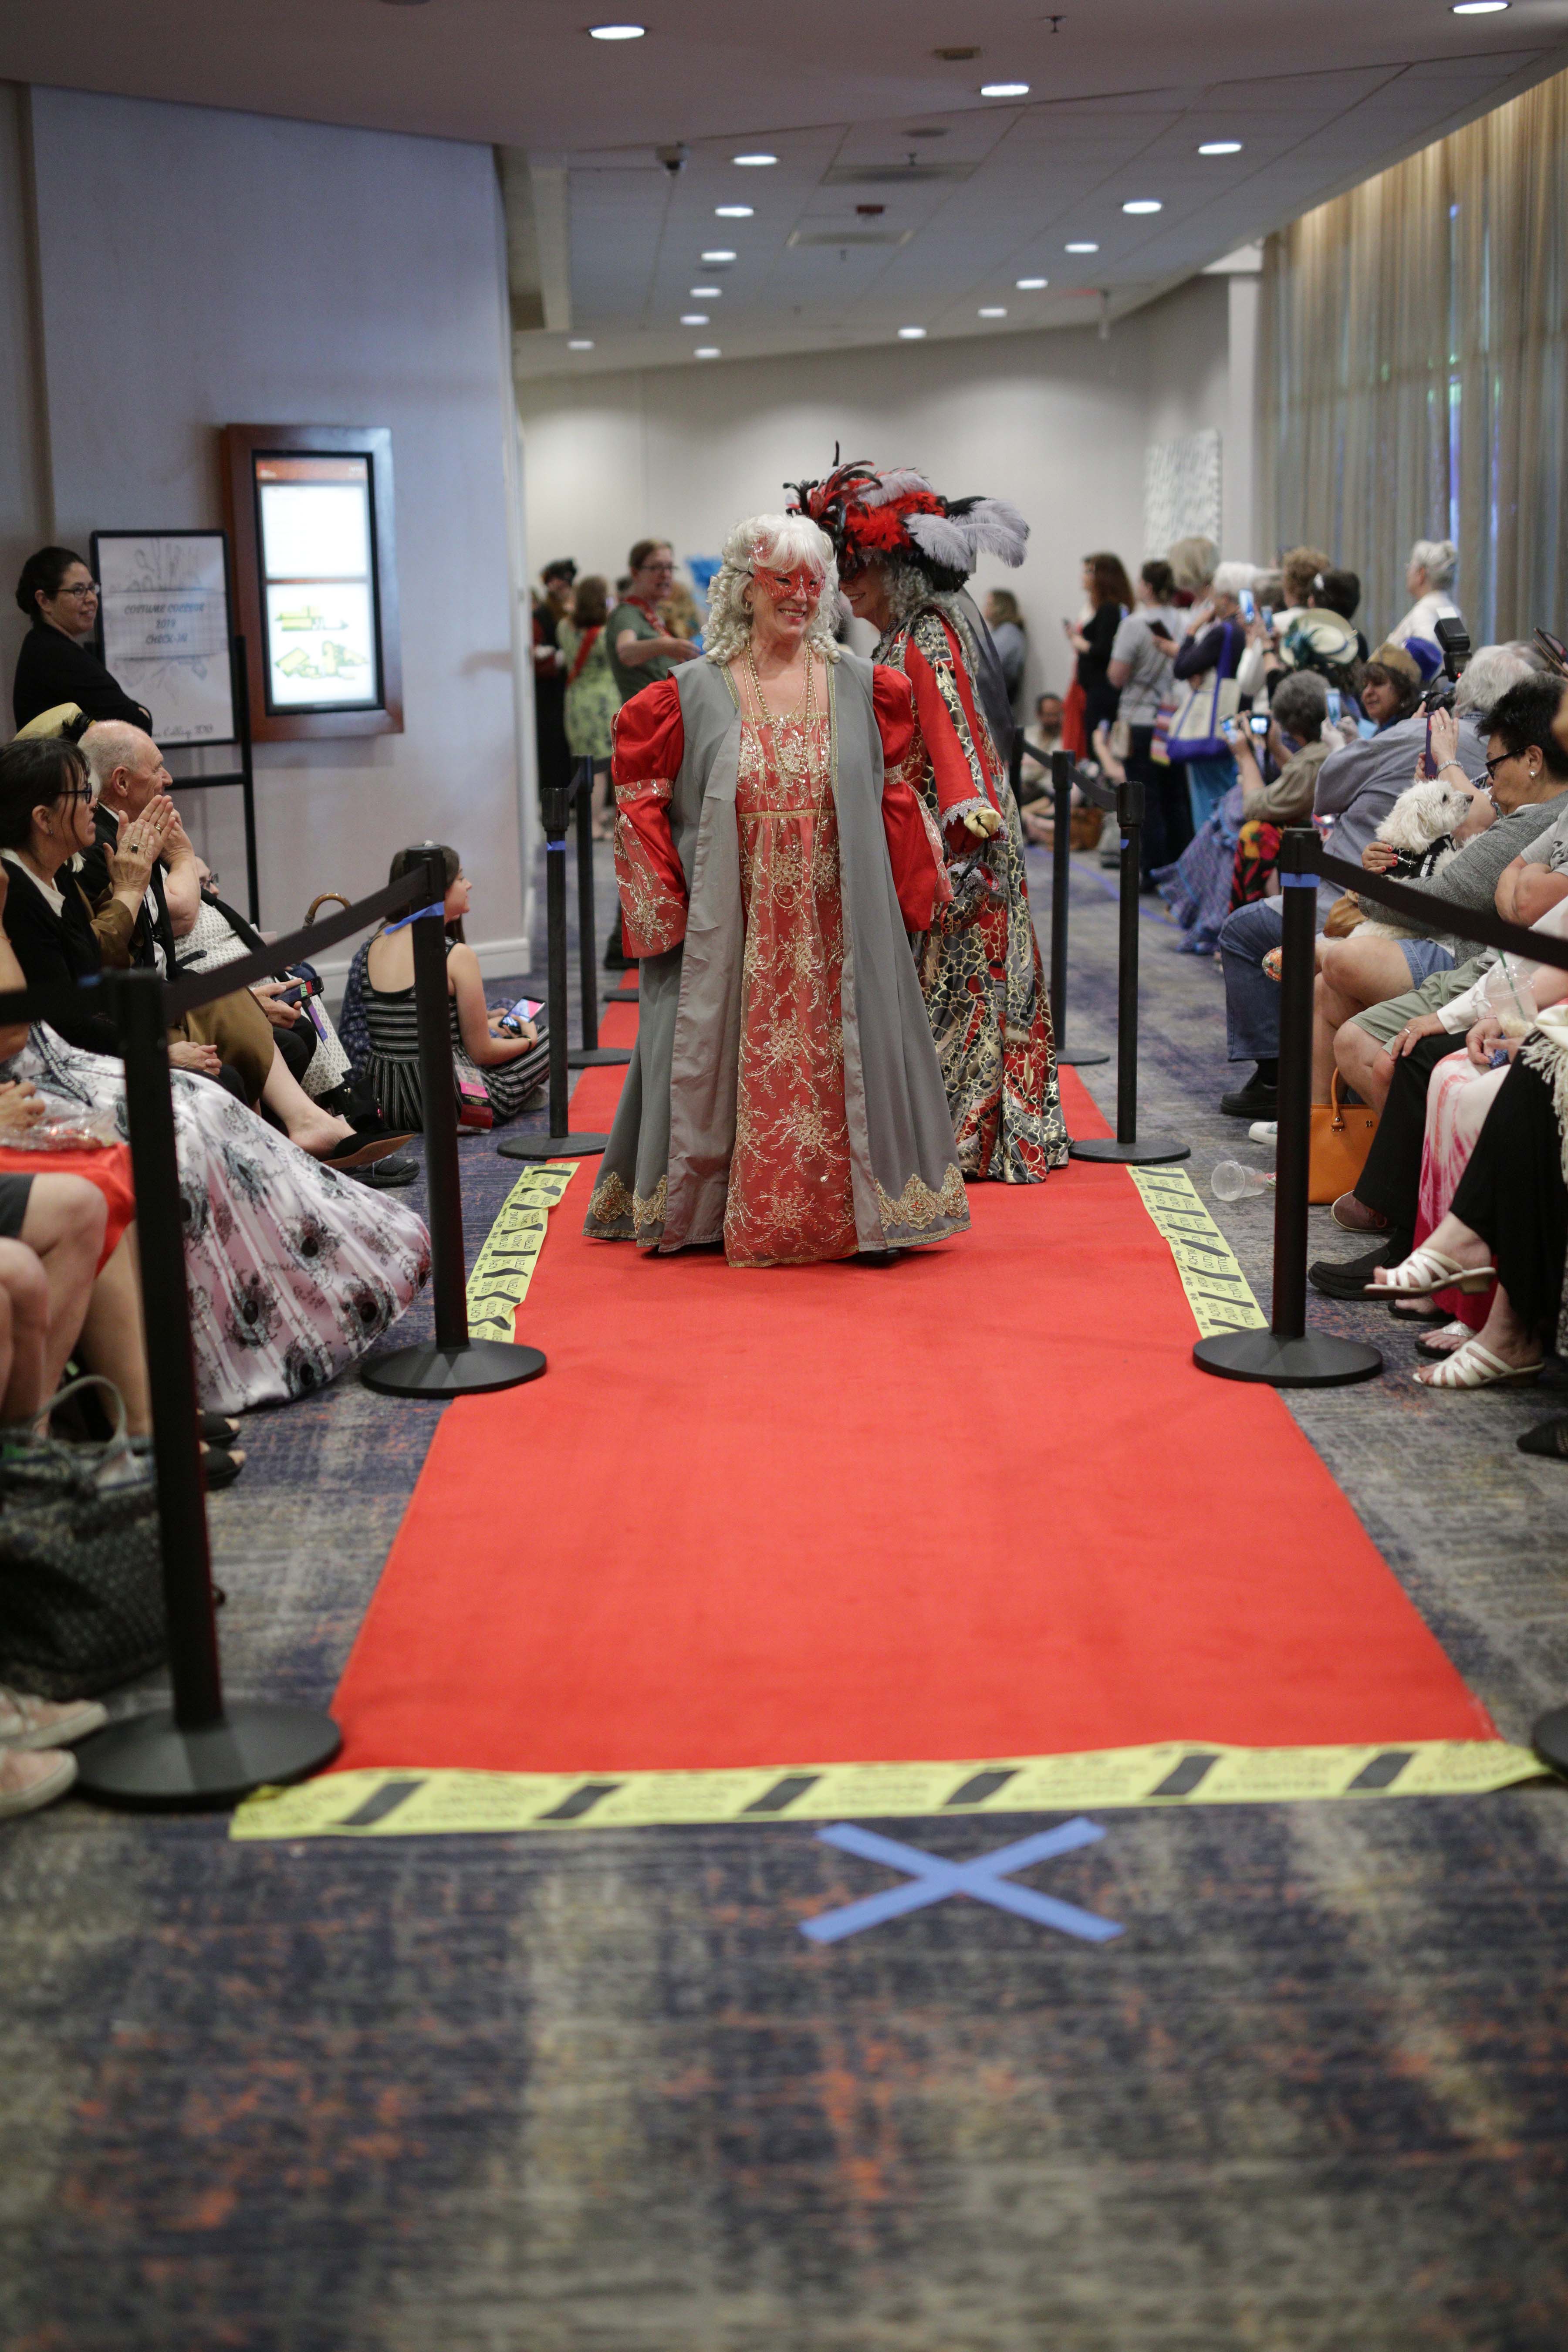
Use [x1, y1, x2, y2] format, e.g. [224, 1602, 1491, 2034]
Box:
[783, 452, 1028, 585]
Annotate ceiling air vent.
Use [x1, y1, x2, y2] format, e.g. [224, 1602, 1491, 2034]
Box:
[789, 226, 915, 248]
[822, 162, 976, 186]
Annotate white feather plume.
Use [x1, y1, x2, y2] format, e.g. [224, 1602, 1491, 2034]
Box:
[861, 467, 934, 508]
[904, 511, 979, 571]
[951, 497, 1030, 567]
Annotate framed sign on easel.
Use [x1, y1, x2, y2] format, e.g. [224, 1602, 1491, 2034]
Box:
[90, 527, 260, 923]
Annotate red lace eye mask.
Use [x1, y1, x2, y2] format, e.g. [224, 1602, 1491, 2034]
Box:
[751, 561, 822, 608]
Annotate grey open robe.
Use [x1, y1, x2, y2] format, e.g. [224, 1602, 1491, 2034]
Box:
[583, 650, 970, 1257]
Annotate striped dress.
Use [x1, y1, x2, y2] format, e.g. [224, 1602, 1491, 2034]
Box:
[352, 938, 548, 1131]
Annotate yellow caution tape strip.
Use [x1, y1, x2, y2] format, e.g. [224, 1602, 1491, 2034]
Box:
[464, 1161, 579, 1341]
[230, 1739, 1541, 1840]
[1128, 1165, 1267, 1338]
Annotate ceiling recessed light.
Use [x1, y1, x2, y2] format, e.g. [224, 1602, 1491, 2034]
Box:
[733, 153, 777, 166]
[714, 205, 753, 218]
[980, 81, 1030, 98]
[1015, 276, 1048, 290]
[1452, 2, 1509, 12]
[1198, 141, 1243, 156]
[978, 305, 1007, 318]
[567, 339, 595, 351]
[690, 285, 721, 297]
[588, 22, 645, 37]
[1065, 241, 1099, 254]
[694, 346, 720, 358]
[680, 313, 709, 325]
[701, 249, 737, 262]
[1123, 199, 1163, 215]
[898, 326, 927, 339]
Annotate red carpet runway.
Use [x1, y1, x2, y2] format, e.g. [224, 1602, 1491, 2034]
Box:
[330, 1011, 1491, 1774]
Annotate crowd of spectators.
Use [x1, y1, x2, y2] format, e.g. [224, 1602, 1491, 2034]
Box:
[1022, 522, 1568, 1452]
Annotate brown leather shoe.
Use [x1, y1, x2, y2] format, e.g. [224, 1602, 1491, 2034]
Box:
[1332, 1192, 1389, 1234]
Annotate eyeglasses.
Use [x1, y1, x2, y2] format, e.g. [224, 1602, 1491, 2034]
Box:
[55, 581, 100, 600]
[1482, 750, 1517, 781]
[55, 785, 96, 807]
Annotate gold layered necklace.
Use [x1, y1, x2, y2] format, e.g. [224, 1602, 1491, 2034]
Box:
[744, 642, 816, 781]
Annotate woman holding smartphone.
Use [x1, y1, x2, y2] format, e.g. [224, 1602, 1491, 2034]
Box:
[352, 843, 548, 1132]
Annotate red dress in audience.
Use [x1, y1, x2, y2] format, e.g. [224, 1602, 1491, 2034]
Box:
[0, 1140, 135, 1270]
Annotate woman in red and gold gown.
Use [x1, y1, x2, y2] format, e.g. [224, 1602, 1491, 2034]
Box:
[584, 514, 968, 1268]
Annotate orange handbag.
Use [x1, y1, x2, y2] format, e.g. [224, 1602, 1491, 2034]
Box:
[1308, 1072, 1379, 1204]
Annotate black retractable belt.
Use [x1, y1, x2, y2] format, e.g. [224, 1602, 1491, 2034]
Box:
[1067, 771, 1190, 1167]
[567, 754, 631, 1071]
[498, 775, 611, 1161]
[1047, 749, 1108, 1070]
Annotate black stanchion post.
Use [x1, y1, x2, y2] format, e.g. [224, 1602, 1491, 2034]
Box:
[74, 972, 343, 1808]
[233, 632, 261, 929]
[498, 781, 611, 1161]
[1048, 749, 1108, 1071]
[1194, 830, 1383, 1389]
[1068, 776, 1190, 1167]
[364, 854, 546, 1394]
[568, 755, 630, 1071]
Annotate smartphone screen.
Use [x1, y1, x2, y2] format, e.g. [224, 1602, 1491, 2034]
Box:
[1239, 590, 1256, 623]
[1325, 689, 1342, 724]
[1248, 713, 1271, 739]
[510, 997, 542, 1023]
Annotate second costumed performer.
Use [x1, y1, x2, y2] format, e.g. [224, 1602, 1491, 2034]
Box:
[786, 459, 1068, 1182]
[583, 510, 969, 1267]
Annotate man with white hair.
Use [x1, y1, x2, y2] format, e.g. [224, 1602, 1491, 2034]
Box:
[1214, 642, 1534, 1119]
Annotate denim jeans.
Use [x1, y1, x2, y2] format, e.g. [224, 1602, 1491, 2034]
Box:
[1219, 897, 1288, 1064]
[1186, 752, 1236, 834]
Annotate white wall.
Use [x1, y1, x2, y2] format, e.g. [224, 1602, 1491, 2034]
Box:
[8, 86, 531, 963]
[516, 275, 1248, 716]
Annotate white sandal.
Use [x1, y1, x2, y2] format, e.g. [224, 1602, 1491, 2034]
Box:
[1414, 1338, 1544, 1390]
[1367, 1244, 1496, 1301]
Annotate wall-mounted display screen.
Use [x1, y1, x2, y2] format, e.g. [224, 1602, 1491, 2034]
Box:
[222, 425, 401, 743]
[255, 454, 379, 712]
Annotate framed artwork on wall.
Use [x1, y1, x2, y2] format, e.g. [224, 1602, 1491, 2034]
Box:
[221, 424, 402, 741]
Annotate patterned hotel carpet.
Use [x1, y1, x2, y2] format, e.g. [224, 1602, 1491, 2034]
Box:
[3, 841, 1568, 2351]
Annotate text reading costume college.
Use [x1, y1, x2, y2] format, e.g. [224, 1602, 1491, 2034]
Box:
[787, 460, 1068, 1183]
[583, 511, 969, 1267]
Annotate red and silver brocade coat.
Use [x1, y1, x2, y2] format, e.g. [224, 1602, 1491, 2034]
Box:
[875, 595, 1069, 1182]
[585, 653, 970, 1264]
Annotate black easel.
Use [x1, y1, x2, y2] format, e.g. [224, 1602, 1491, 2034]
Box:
[498, 777, 611, 1161]
[1046, 750, 1109, 1069]
[1067, 771, 1189, 1167]
[567, 756, 631, 1070]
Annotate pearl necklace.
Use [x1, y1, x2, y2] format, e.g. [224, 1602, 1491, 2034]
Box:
[744, 643, 816, 781]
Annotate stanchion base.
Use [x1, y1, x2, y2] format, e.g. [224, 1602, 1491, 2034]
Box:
[1069, 1135, 1191, 1166]
[566, 1047, 632, 1068]
[74, 1698, 341, 1812]
[1056, 1048, 1111, 1068]
[1531, 1705, 1568, 1779]
[362, 1338, 547, 1396]
[1193, 1329, 1384, 1388]
[496, 1131, 608, 1161]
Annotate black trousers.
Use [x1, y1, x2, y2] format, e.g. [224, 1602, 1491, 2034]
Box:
[1353, 1030, 1463, 1228]
[1125, 726, 1193, 882]
[1451, 1054, 1568, 1336]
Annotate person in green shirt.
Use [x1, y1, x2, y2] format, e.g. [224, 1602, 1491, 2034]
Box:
[607, 540, 700, 705]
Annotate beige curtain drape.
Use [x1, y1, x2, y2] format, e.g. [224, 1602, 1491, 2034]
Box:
[1260, 66, 1568, 646]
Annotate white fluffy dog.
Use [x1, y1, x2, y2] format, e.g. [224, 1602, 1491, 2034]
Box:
[1357, 773, 1477, 938]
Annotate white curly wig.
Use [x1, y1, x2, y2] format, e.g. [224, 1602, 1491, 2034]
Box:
[703, 512, 843, 667]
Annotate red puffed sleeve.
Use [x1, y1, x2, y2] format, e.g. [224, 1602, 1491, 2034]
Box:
[903, 615, 1005, 842]
[611, 679, 687, 956]
[873, 663, 951, 933]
